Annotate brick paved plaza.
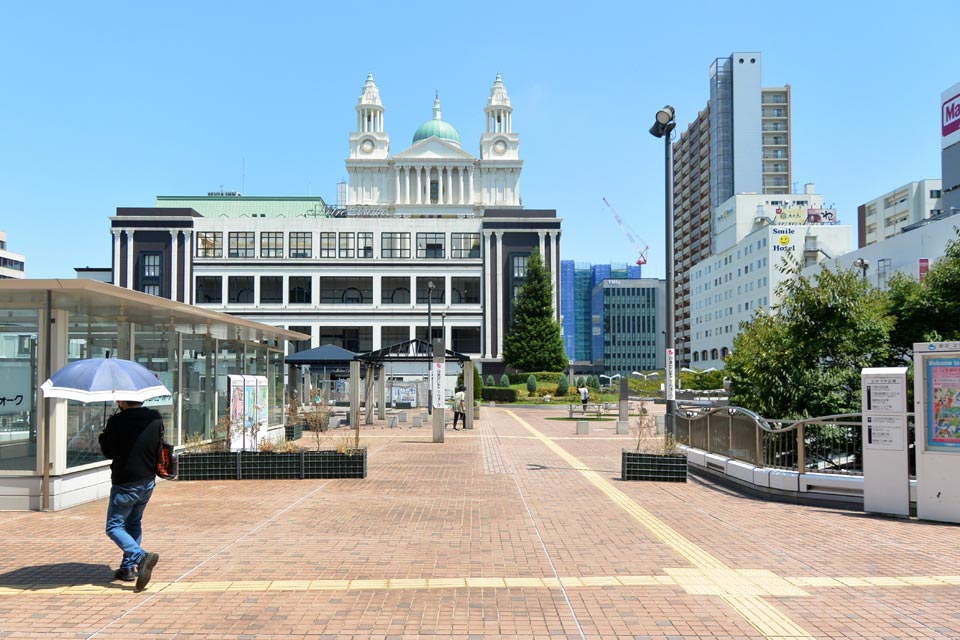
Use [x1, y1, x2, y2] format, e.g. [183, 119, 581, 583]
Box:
[0, 406, 958, 639]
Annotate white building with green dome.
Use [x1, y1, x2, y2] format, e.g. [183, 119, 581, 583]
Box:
[107, 74, 561, 377]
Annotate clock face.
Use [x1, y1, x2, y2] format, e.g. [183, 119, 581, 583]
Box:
[360, 139, 375, 153]
[493, 140, 507, 154]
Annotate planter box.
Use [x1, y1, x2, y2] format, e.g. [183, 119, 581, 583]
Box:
[621, 449, 687, 482]
[285, 423, 304, 441]
[177, 449, 367, 481]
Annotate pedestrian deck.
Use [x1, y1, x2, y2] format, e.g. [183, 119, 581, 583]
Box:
[0, 405, 957, 639]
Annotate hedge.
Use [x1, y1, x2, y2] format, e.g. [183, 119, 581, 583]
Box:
[481, 387, 520, 402]
[507, 371, 565, 385]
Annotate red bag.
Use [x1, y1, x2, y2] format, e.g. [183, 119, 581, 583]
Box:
[157, 424, 178, 480]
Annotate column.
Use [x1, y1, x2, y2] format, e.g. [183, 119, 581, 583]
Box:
[495, 231, 504, 358]
[538, 231, 545, 260]
[445, 167, 452, 205]
[170, 230, 179, 301]
[483, 231, 493, 358]
[437, 167, 444, 204]
[458, 168, 464, 205]
[184, 231, 193, 303]
[125, 230, 134, 289]
[404, 166, 410, 204]
[112, 230, 121, 286]
[468, 167, 474, 204]
[394, 166, 401, 205]
[549, 231, 559, 318]
[415, 166, 422, 205]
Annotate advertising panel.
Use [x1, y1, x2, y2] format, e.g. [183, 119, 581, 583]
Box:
[942, 81, 960, 149]
[925, 357, 960, 451]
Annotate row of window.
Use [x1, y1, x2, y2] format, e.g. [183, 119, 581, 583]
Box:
[0, 257, 25, 271]
[195, 275, 482, 305]
[196, 231, 482, 260]
[288, 325, 482, 355]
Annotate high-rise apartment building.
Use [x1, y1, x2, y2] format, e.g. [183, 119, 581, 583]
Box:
[672, 52, 791, 367]
[856, 179, 943, 247]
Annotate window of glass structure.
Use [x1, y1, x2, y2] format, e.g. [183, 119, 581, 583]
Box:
[228, 232, 255, 258]
[288, 326, 312, 355]
[139, 252, 163, 296]
[195, 276, 223, 303]
[228, 276, 254, 303]
[260, 276, 282, 304]
[451, 277, 480, 304]
[0, 309, 39, 471]
[416, 277, 445, 304]
[381, 232, 411, 258]
[180, 333, 218, 442]
[260, 232, 283, 258]
[452, 327, 481, 354]
[381, 277, 410, 304]
[289, 232, 312, 258]
[381, 326, 409, 348]
[338, 232, 355, 258]
[196, 232, 222, 257]
[320, 277, 372, 304]
[417, 232, 445, 258]
[415, 325, 444, 344]
[288, 277, 312, 304]
[451, 233, 481, 258]
[358, 232, 373, 258]
[319, 232, 336, 258]
[510, 254, 529, 301]
[317, 326, 372, 353]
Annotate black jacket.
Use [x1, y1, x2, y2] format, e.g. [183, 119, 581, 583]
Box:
[98, 407, 162, 486]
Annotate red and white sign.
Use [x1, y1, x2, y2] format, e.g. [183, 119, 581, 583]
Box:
[920, 258, 930, 282]
[942, 82, 960, 149]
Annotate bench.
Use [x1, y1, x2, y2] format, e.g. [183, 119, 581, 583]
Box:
[568, 402, 619, 419]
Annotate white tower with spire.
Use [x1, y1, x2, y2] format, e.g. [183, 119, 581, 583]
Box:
[478, 74, 522, 206]
[347, 74, 390, 204]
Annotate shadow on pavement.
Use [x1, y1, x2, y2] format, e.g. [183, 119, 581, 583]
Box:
[0, 562, 115, 586]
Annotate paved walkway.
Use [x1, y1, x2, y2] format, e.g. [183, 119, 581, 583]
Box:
[1, 406, 958, 639]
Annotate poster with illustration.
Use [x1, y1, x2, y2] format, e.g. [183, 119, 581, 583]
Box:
[228, 375, 269, 450]
[926, 357, 960, 451]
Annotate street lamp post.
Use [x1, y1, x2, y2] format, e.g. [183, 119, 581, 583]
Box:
[427, 280, 435, 415]
[649, 105, 677, 435]
[853, 258, 869, 281]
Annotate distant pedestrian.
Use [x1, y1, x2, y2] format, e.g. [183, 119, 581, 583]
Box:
[451, 385, 466, 430]
[578, 385, 589, 413]
[98, 400, 162, 592]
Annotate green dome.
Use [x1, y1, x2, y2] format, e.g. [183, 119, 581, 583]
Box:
[412, 94, 461, 145]
[412, 118, 461, 144]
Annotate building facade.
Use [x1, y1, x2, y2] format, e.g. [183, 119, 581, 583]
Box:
[673, 52, 791, 368]
[942, 81, 960, 214]
[0, 231, 25, 279]
[856, 179, 942, 247]
[108, 74, 561, 374]
[690, 188, 851, 369]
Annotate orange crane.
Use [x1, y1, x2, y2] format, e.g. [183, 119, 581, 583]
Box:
[602, 197, 649, 276]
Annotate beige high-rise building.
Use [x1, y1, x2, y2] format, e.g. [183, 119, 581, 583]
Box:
[671, 52, 791, 367]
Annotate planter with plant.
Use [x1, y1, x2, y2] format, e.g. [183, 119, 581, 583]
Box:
[621, 401, 686, 482]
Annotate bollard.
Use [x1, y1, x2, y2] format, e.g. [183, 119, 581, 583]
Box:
[576, 421, 589, 435]
[412, 415, 422, 427]
[388, 416, 398, 428]
[616, 420, 630, 435]
[398, 411, 408, 423]
[328, 416, 340, 430]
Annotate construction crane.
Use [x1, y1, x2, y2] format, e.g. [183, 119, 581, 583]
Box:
[602, 197, 649, 275]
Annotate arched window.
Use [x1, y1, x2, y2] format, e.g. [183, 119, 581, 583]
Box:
[701, 350, 708, 361]
[692, 352, 700, 362]
[711, 348, 719, 360]
[721, 347, 729, 358]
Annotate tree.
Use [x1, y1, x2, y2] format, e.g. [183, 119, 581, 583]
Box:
[556, 374, 569, 396]
[501, 248, 568, 372]
[726, 260, 895, 418]
[526, 374, 538, 394]
[485, 375, 496, 387]
[499, 374, 510, 387]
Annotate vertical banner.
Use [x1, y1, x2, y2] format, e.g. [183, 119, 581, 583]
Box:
[861, 367, 909, 516]
[664, 348, 676, 401]
[432, 361, 445, 409]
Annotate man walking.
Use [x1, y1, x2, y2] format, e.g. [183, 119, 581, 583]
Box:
[99, 400, 162, 592]
[451, 385, 466, 430]
[578, 384, 590, 414]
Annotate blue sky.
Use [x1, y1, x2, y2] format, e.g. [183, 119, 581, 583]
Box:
[1, 1, 956, 279]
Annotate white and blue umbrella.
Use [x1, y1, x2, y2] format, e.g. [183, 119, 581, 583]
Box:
[40, 358, 171, 403]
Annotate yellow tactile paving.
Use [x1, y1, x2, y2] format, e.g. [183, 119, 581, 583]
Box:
[505, 409, 816, 640]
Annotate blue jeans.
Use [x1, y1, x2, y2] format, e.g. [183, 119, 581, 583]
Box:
[105, 479, 155, 570]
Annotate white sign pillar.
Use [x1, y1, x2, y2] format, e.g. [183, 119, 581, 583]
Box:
[913, 341, 960, 523]
[861, 367, 909, 516]
[432, 339, 445, 443]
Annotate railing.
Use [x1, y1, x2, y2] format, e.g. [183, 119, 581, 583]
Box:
[674, 405, 916, 476]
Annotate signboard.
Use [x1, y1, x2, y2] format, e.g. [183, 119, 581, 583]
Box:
[924, 357, 960, 451]
[942, 81, 960, 149]
[228, 374, 269, 450]
[775, 207, 807, 224]
[861, 367, 909, 515]
[919, 258, 929, 282]
[431, 361, 445, 409]
[664, 348, 675, 401]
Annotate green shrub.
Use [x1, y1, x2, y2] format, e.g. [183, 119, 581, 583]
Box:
[481, 387, 520, 402]
[576, 376, 586, 387]
[499, 374, 510, 387]
[507, 371, 564, 384]
[485, 374, 496, 387]
[526, 374, 538, 394]
[556, 374, 569, 396]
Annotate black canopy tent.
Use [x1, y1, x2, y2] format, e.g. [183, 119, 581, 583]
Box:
[284, 344, 356, 405]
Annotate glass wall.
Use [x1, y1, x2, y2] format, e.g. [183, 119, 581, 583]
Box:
[180, 333, 218, 443]
[0, 309, 38, 471]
